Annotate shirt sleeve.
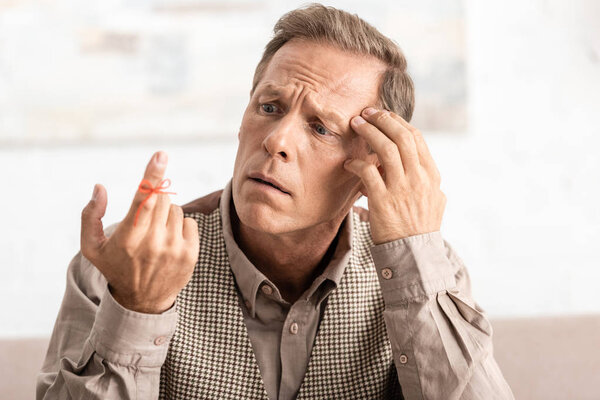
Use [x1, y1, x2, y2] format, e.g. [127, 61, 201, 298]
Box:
[370, 231, 514, 400]
[36, 225, 178, 400]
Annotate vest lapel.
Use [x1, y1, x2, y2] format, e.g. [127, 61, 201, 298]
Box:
[296, 209, 402, 399]
[160, 208, 269, 400]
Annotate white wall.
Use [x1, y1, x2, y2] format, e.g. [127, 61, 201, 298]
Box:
[1, 0, 599, 337]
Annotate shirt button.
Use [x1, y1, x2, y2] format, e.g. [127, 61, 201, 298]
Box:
[154, 336, 167, 346]
[381, 268, 393, 280]
[289, 322, 299, 335]
[399, 354, 408, 364]
[261, 284, 273, 295]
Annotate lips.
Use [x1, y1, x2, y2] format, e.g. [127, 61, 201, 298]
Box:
[248, 173, 291, 195]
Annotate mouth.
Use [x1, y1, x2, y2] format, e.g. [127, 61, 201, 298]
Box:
[248, 175, 291, 195]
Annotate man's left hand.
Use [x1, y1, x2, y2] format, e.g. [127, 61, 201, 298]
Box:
[344, 107, 446, 245]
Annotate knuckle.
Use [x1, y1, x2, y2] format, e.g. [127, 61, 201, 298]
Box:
[381, 145, 398, 161]
[431, 168, 442, 184]
[364, 164, 379, 179]
[412, 169, 427, 186]
[142, 240, 162, 258]
[139, 251, 159, 266]
[81, 205, 92, 219]
[375, 111, 391, 124]
[358, 163, 371, 174]
[399, 129, 413, 142]
[146, 231, 164, 250]
[399, 134, 416, 151]
[118, 237, 137, 256]
[164, 233, 177, 247]
[141, 197, 155, 211]
[185, 216, 199, 228]
[171, 204, 184, 218]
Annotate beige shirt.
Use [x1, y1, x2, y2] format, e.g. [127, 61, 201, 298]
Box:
[37, 179, 514, 399]
[220, 180, 351, 400]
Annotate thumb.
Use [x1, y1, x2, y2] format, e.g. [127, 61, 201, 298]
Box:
[81, 184, 108, 260]
[359, 185, 368, 198]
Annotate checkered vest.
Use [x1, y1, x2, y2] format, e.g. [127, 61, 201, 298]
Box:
[159, 206, 403, 399]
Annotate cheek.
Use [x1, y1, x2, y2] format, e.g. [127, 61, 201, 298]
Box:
[302, 158, 355, 204]
[235, 119, 264, 162]
[238, 104, 263, 141]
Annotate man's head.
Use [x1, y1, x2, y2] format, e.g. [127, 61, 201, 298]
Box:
[252, 4, 415, 121]
[232, 3, 414, 236]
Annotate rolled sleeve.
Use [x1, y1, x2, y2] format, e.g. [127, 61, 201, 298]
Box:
[370, 231, 457, 305]
[89, 289, 178, 368]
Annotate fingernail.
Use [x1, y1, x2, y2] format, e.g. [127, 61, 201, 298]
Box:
[92, 184, 98, 201]
[352, 116, 366, 126]
[362, 107, 377, 117]
[155, 151, 167, 166]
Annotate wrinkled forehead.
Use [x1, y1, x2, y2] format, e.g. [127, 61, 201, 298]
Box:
[256, 40, 386, 111]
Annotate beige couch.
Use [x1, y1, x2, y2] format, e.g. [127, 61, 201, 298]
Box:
[2, 315, 599, 399]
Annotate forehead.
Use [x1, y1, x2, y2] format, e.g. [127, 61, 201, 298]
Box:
[257, 39, 386, 113]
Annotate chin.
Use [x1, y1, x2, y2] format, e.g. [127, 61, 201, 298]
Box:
[237, 202, 297, 235]
[233, 177, 296, 233]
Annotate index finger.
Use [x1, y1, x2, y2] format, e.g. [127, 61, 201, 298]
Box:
[388, 113, 441, 181]
[123, 151, 169, 229]
[360, 108, 420, 174]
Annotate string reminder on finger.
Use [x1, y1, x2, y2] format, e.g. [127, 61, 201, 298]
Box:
[134, 178, 177, 226]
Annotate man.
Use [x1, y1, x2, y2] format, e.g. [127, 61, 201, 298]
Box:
[38, 4, 514, 399]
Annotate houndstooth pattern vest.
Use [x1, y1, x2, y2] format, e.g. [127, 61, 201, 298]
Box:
[159, 206, 403, 399]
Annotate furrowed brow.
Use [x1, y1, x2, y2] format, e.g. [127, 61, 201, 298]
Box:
[257, 83, 348, 132]
[257, 83, 285, 98]
[308, 100, 346, 130]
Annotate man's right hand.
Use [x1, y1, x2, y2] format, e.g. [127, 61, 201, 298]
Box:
[80, 151, 200, 314]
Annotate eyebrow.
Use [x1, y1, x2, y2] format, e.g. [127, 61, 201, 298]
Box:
[259, 84, 284, 97]
[258, 83, 347, 130]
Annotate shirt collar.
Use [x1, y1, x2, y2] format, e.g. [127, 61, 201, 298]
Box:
[219, 178, 353, 318]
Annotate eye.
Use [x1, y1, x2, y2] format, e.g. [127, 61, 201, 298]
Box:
[312, 123, 331, 136]
[261, 103, 279, 114]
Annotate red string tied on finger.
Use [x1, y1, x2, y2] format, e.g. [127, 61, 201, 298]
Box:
[134, 178, 177, 227]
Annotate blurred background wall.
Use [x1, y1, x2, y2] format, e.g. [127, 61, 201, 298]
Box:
[0, 0, 599, 338]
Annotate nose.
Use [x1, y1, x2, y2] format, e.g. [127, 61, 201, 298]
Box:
[262, 114, 298, 162]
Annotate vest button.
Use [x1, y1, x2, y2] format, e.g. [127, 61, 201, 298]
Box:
[261, 284, 273, 295]
[399, 354, 408, 364]
[289, 322, 299, 335]
[381, 268, 393, 280]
